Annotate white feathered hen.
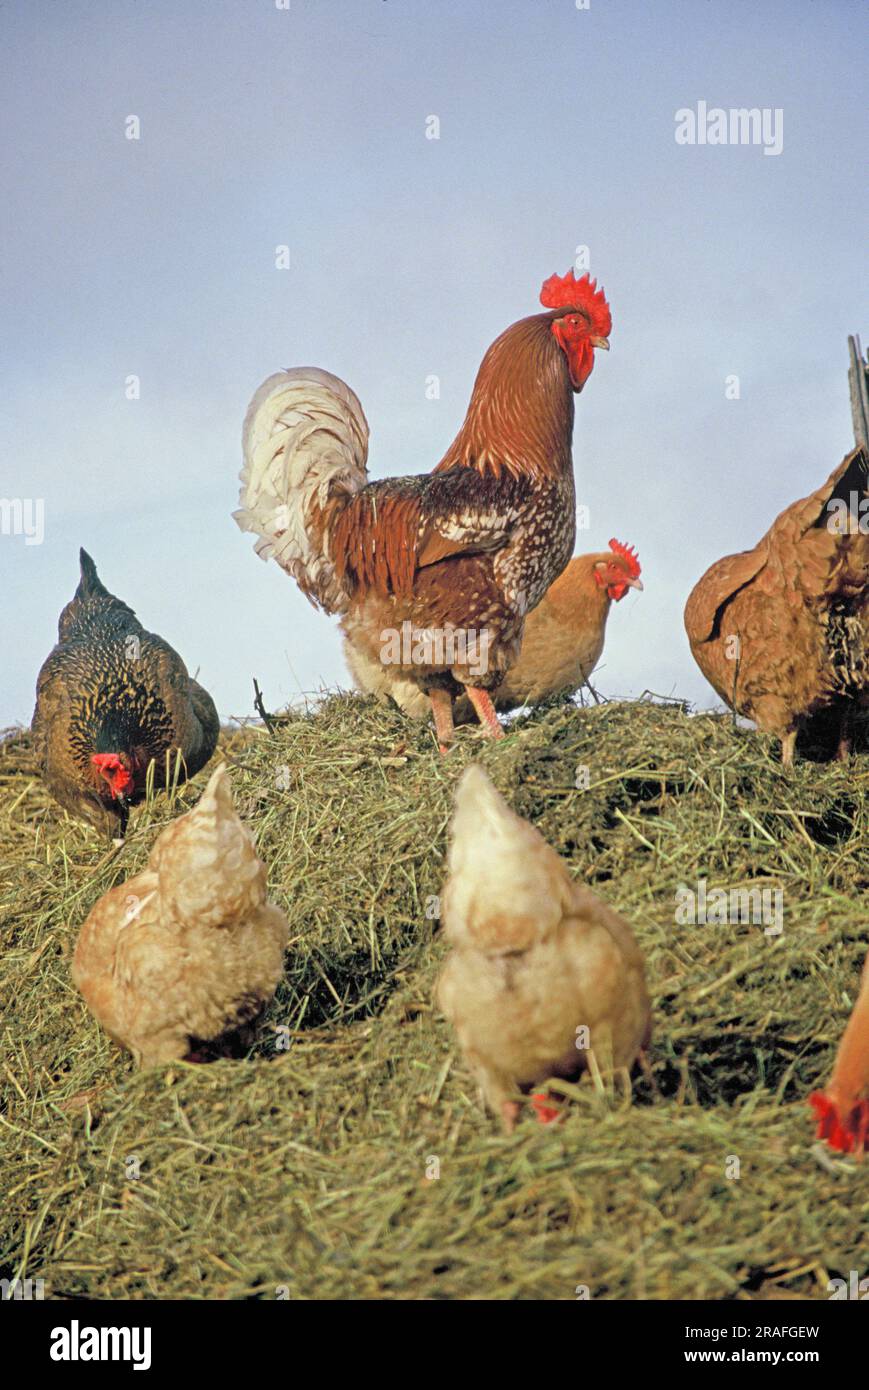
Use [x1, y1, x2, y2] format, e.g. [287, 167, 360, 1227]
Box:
[437, 766, 651, 1131]
[72, 764, 289, 1067]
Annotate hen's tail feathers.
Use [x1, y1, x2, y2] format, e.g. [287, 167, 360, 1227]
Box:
[233, 367, 370, 614]
[809, 950, 869, 1154]
[819, 445, 868, 521]
[149, 764, 268, 930]
[443, 765, 573, 955]
[76, 549, 109, 600]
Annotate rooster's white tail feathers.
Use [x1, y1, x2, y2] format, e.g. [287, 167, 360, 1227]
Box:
[233, 367, 369, 614]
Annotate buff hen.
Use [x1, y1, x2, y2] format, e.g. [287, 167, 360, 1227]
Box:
[437, 766, 651, 1132]
[72, 765, 288, 1067]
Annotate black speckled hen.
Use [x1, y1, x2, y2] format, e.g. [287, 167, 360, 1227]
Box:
[32, 550, 219, 837]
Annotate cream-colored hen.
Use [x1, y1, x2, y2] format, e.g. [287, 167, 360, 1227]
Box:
[72, 764, 288, 1067]
[437, 766, 651, 1131]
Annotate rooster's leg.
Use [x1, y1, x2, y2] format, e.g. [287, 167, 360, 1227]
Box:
[429, 688, 455, 754]
[465, 687, 505, 739]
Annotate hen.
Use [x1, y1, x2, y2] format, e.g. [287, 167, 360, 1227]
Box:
[32, 550, 219, 837]
[234, 268, 611, 749]
[684, 447, 869, 765]
[810, 949, 869, 1155]
[345, 539, 642, 717]
[436, 766, 651, 1132]
[72, 764, 289, 1067]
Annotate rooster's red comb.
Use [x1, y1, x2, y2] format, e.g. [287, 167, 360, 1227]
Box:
[608, 538, 641, 578]
[539, 269, 612, 338]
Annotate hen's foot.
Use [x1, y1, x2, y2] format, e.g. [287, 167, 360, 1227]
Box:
[429, 688, 455, 754]
[500, 1099, 520, 1134]
[836, 713, 853, 762]
[465, 687, 505, 739]
[780, 731, 797, 768]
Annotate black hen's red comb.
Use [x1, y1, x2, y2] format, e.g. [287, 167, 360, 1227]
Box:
[608, 538, 641, 577]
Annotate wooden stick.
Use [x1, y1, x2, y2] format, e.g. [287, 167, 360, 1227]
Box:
[848, 334, 869, 451]
[252, 678, 277, 735]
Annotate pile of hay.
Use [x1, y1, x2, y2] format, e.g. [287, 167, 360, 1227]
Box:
[1, 695, 867, 1300]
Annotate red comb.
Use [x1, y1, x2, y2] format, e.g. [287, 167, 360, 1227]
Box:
[531, 1092, 561, 1125]
[810, 1090, 869, 1154]
[91, 752, 135, 799]
[539, 269, 612, 338]
[608, 538, 641, 578]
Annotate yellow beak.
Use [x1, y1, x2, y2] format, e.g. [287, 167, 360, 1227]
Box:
[590, 336, 610, 350]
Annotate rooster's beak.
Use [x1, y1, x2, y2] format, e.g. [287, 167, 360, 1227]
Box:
[626, 577, 643, 591]
[590, 336, 610, 350]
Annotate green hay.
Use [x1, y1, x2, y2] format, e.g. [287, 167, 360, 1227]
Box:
[1, 696, 867, 1301]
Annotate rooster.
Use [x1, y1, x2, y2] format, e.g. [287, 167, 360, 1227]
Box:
[810, 948, 869, 1155]
[72, 764, 289, 1067]
[32, 550, 219, 838]
[233, 268, 611, 748]
[344, 539, 642, 717]
[684, 447, 869, 765]
[437, 766, 651, 1132]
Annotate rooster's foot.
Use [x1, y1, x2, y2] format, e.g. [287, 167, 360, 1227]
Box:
[429, 688, 455, 754]
[465, 687, 505, 739]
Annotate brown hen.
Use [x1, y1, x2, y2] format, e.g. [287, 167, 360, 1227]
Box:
[684, 447, 869, 765]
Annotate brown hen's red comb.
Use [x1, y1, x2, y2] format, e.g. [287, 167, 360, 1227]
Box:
[539, 269, 612, 338]
[608, 538, 641, 577]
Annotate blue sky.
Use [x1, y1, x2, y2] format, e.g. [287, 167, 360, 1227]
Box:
[1, 0, 866, 726]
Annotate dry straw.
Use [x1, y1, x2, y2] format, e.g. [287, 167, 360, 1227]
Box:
[0, 693, 866, 1299]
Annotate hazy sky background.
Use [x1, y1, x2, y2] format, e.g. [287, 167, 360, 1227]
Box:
[1, 0, 866, 728]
